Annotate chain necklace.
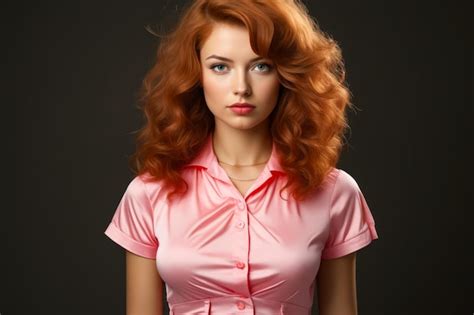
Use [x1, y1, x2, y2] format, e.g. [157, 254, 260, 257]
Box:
[217, 159, 269, 181]
[227, 175, 258, 181]
[218, 160, 268, 166]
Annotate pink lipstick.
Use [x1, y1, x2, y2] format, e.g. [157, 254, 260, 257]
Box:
[228, 103, 256, 115]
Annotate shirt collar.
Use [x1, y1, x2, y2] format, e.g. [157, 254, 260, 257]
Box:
[184, 133, 285, 178]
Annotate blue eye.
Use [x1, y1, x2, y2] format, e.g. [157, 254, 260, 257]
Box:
[209, 62, 273, 73]
[254, 63, 272, 72]
[210, 64, 228, 72]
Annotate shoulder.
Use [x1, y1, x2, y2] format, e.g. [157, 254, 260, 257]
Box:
[124, 172, 165, 201]
[319, 167, 357, 191]
[333, 169, 361, 192]
[322, 168, 363, 204]
[327, 168, 371, 215]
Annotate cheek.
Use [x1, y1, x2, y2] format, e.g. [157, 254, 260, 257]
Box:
[260, 78, 280, 101]
[202, 73, 227, 99]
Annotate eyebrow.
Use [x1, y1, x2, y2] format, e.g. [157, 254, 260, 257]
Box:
[205, 54, 265, 63]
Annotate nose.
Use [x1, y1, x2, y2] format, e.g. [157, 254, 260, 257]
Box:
[233, 69, 251, 96]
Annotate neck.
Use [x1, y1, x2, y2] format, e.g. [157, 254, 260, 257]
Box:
[212, 124, 273, 166]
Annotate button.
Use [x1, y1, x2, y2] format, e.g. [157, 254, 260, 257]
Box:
[236, 261, 245, 269]
[236, 301, 245, 310]
[236, 221, 245, 229]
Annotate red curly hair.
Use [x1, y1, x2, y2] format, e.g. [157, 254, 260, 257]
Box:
[130, 0, 353, 202]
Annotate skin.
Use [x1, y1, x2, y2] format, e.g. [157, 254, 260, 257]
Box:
[199, 22, 281, 195]
[125, 22, 358, 315]
[199, 23, 280, 171]
[126, 251, 163, 315]
[316, 253, 358, 315]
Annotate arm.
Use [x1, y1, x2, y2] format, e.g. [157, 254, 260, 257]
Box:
[126, 250, 164, 315]
[315, 252, 358, 315]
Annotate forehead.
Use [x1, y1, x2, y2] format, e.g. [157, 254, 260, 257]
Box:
[200, 23, 258, 59]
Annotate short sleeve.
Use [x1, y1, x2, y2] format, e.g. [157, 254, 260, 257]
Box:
[321, 169, 379, 260]
[104, 176, 158, 259]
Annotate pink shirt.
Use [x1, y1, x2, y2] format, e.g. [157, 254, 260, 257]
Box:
[104, 133, 379, 314]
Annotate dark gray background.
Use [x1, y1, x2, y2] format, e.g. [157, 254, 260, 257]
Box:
[3, 0, 472, 314]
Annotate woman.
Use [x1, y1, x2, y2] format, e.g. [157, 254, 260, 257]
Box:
[104, 0, 379, 314]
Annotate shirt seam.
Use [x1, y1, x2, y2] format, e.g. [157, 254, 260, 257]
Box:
[105, 221, 157, 258]
[324, 224, 370, 251]
[137, 175, 157, 240]
[321, 223, 377, 259]
[328, 168, 342, 222]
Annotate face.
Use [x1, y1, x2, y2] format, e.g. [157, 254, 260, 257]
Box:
[199, 23, 280, 132]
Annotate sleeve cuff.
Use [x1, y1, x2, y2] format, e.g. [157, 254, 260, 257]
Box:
[104, 223, 157, 259]
[321, 223, 378, 260]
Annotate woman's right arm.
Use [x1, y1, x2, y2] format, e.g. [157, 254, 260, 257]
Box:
[126, 250, 164, 315]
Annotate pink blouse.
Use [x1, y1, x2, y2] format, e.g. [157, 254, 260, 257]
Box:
[104, 133, 379, 314]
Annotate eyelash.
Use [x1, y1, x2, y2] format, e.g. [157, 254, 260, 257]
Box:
[209, 63, 273, 73]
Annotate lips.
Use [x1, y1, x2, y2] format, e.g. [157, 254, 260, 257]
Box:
[228, 103, 255, 115]
[228, 102, 256, 108]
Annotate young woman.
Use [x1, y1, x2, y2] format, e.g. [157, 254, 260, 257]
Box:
[104, 1, 379, 314]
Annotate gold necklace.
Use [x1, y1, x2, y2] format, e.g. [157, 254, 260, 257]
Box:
[218, 160, 268, 167]
[217, 159, 269, 181]
[227, 175, 258, 181]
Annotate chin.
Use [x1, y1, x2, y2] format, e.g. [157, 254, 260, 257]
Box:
[230, 120, 267, 131]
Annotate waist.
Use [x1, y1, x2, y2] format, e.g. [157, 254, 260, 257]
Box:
[169, 295, 310, 314]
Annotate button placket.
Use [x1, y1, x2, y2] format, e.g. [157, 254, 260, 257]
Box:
[231, 198, 251, 298]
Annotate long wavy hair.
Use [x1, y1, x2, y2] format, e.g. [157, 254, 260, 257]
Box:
[130, 0, 353, 202]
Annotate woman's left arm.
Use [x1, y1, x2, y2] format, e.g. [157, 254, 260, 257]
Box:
[315, 252, 358, 315]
